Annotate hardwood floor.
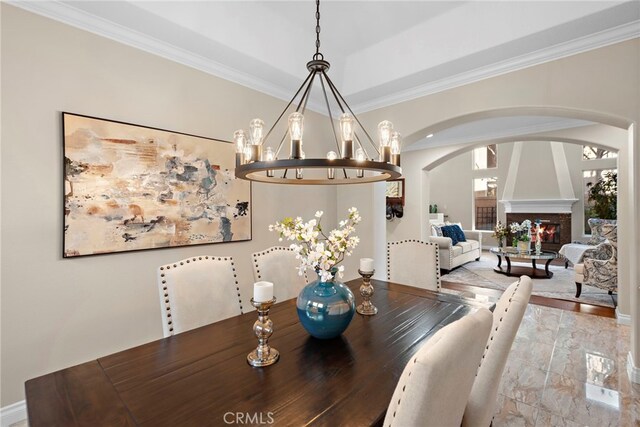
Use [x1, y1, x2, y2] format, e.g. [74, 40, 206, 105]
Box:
[441, 280, 616, 318]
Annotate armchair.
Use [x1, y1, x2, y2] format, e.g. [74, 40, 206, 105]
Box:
[574, 224, 617, 302]
[429, 229, 482, 274]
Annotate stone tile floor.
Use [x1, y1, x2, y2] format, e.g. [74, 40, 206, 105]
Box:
[492, 304, 637, 427]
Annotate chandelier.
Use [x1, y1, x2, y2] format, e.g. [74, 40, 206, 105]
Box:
[233, 0, 402, 185]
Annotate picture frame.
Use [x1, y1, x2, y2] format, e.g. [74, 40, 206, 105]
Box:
[63, 112, 251, 257]
[386, 178, 405, 207]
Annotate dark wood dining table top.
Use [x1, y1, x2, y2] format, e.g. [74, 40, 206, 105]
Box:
[25, 279, 494, 427]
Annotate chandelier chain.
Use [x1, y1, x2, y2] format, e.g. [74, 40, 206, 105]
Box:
[314, 0, 322, 59]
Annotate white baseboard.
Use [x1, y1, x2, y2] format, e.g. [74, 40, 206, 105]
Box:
[628, 352, 640, 384]
[615, 307, 631, 325]
[0, 400, 27, 427]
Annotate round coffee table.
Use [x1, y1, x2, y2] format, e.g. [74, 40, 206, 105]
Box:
[489, 247, 559, 279]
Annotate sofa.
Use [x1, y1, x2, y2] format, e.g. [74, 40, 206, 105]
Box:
[428, 223, 482, 273]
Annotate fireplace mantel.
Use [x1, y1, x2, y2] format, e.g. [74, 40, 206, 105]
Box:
[500, 199, 578, 213]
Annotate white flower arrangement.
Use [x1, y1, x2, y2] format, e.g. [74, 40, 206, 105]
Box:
[269, 208, 361, 282]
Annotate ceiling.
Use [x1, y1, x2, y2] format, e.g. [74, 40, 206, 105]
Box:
[12, 1, 640, 115]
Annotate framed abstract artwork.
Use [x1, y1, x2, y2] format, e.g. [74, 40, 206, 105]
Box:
[63, 113, 251, 257]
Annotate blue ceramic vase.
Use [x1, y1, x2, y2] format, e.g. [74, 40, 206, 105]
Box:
[296, 270, 356, 339]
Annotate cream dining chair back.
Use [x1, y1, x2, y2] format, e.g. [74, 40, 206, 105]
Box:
[384, 308, 493, 427]
[157, 256, 243, 337]
[387, 240, 441, 291]
[462, 276, 533, 427]
[252, 246, 308, 302]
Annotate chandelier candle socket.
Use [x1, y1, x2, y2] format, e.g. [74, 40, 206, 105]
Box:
[357, 269, 378, 316]
[233, 0, 402, 185]
[247, 297, 279, 367]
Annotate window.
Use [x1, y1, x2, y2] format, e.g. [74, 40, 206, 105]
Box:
[473, 144, 497, 169]
[583, 169, 617, 234]
[583, 146, 617, 160]
[473, 177, 497, 231]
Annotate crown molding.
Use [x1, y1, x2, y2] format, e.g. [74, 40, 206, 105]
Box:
[6, 0, 326, 113]
[351, 21, 640, 114]
[8, 1, 639, 114]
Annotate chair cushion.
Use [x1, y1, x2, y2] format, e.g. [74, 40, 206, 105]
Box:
[457, 240, 479, 254]
[451, 246, 463, 257]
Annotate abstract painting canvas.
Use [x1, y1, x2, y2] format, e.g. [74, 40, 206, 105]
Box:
[63, 113, 251, 257]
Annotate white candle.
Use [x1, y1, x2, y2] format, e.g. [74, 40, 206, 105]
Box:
[253, 281, 274, 302]
[360, 258, 374, 273]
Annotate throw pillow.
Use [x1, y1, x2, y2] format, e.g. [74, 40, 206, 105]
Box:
[441, 225, 459, 245]
[431, 225, 443, 237]
[451, 224, 467, 243]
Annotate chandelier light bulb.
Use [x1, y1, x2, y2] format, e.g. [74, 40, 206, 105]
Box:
[265, 147, 275, 161]
[327, 151, 338, 160]
[378, 120, 393, 147]
[390, 132, 402, 155]
[339, 114, 355, 142]
[249, 118, 265, 145]
[288, 112, 304, 141]
[233, 129, 247, 154]
[355, 148, 366, 162]
[244, 145, 253, 162]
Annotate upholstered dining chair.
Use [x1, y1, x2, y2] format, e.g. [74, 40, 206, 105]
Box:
[387, 240, 441, 291]
[252, 246, 308, 302]
[384, 308, 493, 427]
[462, 276, 533, 427]
[157, 256, 243, 337]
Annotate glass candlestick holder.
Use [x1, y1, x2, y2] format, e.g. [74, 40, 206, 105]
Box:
[247, 298, 280, 367]
[356, 269, 378, 315]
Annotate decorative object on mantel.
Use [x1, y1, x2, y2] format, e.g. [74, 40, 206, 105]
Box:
[270, 208, 360, 338]
[247, 281, 279, 367]
[357, 258, 377, 315]
[233, 0, 402, 185]
[63, 113, 251, 257]
[493, 221, 508, 248]
[535, 221, 543, 254]
[510, 220, 532, 253]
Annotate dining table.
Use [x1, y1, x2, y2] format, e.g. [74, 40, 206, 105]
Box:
[25, 278, 494, 427]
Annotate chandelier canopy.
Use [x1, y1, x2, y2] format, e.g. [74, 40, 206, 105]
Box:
[233, 0, 402, 185]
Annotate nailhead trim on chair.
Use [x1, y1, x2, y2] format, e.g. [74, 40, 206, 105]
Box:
[475, 277, 522, 371]
[159, 256, 242, 336]
[252, 246, 309, 283]
[387, 240, 441, 290]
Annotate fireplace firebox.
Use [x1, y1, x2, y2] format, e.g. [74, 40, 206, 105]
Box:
[506, 213, 571, 252]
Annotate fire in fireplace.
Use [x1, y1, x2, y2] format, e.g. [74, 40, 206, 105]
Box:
[534, 223, 561, 244]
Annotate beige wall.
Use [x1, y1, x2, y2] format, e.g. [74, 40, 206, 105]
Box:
[0, 5, 340, 406]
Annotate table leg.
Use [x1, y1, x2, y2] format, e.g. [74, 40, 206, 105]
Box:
[532, 259, 537, 273]
[545, 259, 553, 277]
[506, 257, 511, 275]
[565, 260, 569, 269]
[497, 255, 502, 268]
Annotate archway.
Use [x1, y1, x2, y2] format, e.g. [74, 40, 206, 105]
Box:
[397, 107, 634, 326]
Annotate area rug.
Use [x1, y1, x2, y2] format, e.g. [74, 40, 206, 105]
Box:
[441, 251, 614, 308]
